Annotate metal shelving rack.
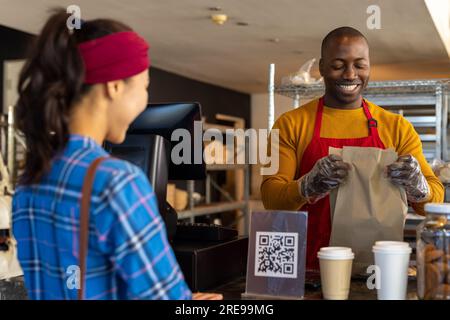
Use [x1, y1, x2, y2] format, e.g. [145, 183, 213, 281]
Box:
[179, 166, 249, 219]
[268, 64, 450, 161]
[178, 124, 250, 235]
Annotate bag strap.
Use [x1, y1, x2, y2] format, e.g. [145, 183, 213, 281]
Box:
[78, 156, 108, 300]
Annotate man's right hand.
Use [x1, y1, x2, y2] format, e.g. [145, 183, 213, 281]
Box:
[299, 154, 351, 203]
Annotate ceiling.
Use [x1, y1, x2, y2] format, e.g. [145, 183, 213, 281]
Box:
[0, 0, 449, 93]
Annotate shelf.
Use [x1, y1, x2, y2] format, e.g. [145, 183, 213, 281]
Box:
[206, 164, 248, 171]
[418, 134, 437, 142]
[202, 122, 234, 133]
[275, 79, 450, 100]
[178, 201, 247, 219]
[269, 66, 450, 161]
[405, 116, 437, 127]
[365, 95, 436, 106]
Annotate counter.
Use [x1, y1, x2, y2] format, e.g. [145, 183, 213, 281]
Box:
[1, 275, 419, 300]
[210, 276, 419, 300]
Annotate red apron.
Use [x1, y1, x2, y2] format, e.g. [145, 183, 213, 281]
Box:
[300, 97, 386, 270]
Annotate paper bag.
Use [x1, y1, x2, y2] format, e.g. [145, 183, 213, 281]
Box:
[329, 146, 408, 275]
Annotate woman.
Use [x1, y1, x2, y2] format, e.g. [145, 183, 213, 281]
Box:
[12, 9, 218, 300]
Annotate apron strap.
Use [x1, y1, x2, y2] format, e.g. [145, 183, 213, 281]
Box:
[78, 156, 109, 300]
[361, 99, 380, 137]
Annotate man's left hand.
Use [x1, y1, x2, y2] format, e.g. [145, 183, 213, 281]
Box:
[386, 154, 431, 203]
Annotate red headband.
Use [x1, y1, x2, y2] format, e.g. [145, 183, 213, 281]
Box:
[78, 31, 150, 84]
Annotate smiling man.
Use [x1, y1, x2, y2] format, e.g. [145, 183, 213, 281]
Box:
[261, 26, 444, 270]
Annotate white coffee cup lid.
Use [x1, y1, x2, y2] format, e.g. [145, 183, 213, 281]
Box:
[372, 241, 411, 254]
[317, 247, 354, 260]
[374, 241, 409, 247]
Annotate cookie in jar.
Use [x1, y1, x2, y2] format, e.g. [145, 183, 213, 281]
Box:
[417, 203, 450, 300]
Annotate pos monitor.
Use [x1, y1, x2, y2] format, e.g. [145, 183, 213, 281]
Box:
[104, 102, 206, 239]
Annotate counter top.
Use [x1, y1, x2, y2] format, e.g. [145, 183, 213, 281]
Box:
[211, 276, 419, 300]
[1, 275, 419, 300]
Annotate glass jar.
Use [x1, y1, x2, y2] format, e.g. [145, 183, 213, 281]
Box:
[417, 203, 450, 300]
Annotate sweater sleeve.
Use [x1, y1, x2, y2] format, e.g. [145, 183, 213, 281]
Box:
[261, 114, 308, 210]
[396, 117, 444, 215]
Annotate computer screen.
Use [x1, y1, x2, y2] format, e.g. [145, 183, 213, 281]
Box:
[104, 102, 206, 239]
[126, 102, 206, 180]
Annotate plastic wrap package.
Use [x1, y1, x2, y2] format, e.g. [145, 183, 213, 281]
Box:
[299, 154, 351, 203]
[0, 237, 23, 280]
[430, 158, 450, 183]
[281, 58, 323, 86]
[386, 155, 430, 202]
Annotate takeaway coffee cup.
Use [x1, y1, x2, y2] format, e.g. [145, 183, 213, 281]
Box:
[372, 241, 412, 300]
[317, 247, 354, 300]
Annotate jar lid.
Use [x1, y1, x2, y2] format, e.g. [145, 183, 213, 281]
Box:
[424, 203, 450, 215]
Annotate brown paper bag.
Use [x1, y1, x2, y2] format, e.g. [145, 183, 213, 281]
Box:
[329, 146, 408, 275]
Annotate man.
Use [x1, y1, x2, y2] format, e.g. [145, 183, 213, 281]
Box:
[261, 26, 444, 270]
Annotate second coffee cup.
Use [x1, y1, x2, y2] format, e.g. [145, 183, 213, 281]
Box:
[372, 241, 411, 300]
[317, 247, 354, 300]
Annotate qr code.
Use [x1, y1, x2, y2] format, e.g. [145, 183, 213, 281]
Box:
[254, 232, 298, 278]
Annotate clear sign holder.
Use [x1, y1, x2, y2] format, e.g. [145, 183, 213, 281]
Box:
[242, 210, 308, 300]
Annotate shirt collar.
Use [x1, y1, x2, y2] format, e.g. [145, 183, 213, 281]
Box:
[66, 134, 107, 154]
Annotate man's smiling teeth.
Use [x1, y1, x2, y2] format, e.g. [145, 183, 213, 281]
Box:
[338, 84, 358, 91]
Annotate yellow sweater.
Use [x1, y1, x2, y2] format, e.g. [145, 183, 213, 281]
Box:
[261, 98, 444, 215]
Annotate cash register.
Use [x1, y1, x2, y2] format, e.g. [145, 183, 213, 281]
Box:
[105, 102, 248, 291]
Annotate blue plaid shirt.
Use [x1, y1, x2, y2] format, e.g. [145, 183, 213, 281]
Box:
[13, 134, 192, 300]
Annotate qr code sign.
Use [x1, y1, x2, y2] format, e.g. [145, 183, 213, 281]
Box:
[254, 232, 298, 278]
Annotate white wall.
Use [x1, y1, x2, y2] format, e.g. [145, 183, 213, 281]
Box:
[250, 93, 294, 198]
